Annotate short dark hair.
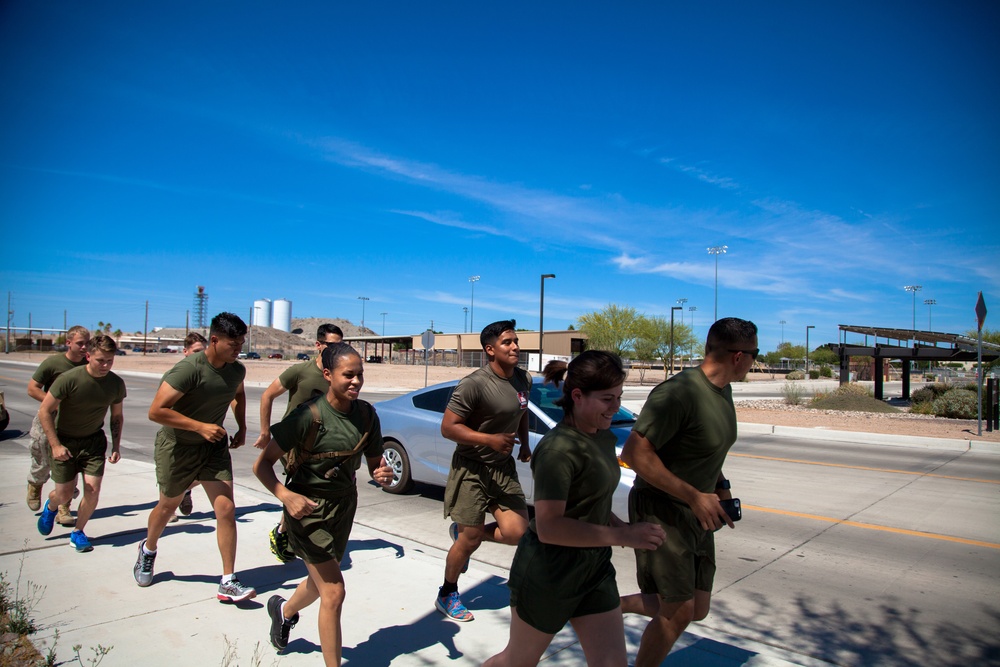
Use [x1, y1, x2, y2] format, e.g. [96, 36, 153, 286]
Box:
[321, 342, 361, 370]
[544, 350, 626, 419]
[184, 332, 208, 349]
[88, 334, 118, 354]
[481, 319, 516, 349]
[210, 312, 248, 339]
[317, 324, 344, 341]
[704, 317, 758, 358]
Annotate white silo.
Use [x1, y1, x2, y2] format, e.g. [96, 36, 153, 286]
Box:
[252, 299, 272, 328]
[272, 298, 292, 332]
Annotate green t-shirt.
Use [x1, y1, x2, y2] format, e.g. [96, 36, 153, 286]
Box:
[49, 365, 127, 438]
[32, 354, 87, 392]
[159, 351, 246, 445]
[271, 396, 383, 498]
[529, 423, 620, 532]
[632, 367, 737, 501]
[278, 360, 328, 417]
[447, 364, 532, 465]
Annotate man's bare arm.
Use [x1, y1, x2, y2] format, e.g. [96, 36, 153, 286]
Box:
[252, 377, 288, 449]
[27, 379, 46, 403]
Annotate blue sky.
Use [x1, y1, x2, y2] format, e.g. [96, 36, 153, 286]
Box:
[2, 1, 997, 352]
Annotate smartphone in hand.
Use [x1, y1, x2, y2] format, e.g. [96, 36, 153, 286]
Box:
[719, 498, 741, 525]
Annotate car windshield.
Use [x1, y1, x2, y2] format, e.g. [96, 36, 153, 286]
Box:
[530, 382, 635, 425]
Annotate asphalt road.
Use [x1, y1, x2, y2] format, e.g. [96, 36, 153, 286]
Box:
[2, 360, 997, 666]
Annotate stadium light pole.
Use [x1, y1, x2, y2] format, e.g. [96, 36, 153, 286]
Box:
[689, 306, 697, 359]
[780, 319, 787, 345]
[468, 276, 480, 332]
[805, 325, 815, 374]
[538, 274, 556, 372]
[357, 296, 369, 331]
[923, 299, 936, 331]
[670, 306, 683, 375]
[463, 307, 469, 333]
[677, 298, 688, 325]
[707, 246, 727, 321]
[904, 285, 922, 331]
[380, 312, 388, 336]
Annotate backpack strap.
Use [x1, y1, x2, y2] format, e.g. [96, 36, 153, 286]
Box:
[288, 401, 377, 480]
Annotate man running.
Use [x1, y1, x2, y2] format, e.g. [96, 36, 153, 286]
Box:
[252, 324, 343, 562]
[133, 312, 256, 603]
[36, 334, 126, 552]
[26, 325, 90, 525]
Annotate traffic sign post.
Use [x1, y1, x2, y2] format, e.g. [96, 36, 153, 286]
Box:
[421, 329, 436, 388]
[976, 292, 987, 436]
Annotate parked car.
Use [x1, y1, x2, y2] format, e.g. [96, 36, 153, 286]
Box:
[376, 377, 638, 519]
[268, 353, 283, 359]
[115, 349, 127, 356]
[246, 352, 261, 359]
[296, 353, 310, 361]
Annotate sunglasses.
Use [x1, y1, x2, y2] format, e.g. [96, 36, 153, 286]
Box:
[728, 348, 760, 360]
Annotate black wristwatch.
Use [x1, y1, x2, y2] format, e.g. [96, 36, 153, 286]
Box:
[715, 479, 731, 490]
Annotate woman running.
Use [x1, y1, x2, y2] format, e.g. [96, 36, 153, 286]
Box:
[484, 350, 666, 667]
[253, 342, 394, 666]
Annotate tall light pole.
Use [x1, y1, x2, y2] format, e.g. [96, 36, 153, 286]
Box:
[677, 298, 688, 325]
[805, 325, 815, 374]
[670, 306, 683, 375]
[539, 274, 556, 372]
[707, 245, 727, 322]
[380, 312, 388, 336]
[689, 306, 697, 359]
[468, 276, 480, 332]
[780, 320, 787, 345]
[924, 299, 936, 331]
[904, 285, 922, 331]
[357, 296, 369, 331]
[463, 307, 469, 333]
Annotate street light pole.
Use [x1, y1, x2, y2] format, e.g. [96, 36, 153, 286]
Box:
[463, 307, 469, 333]
[357, 296, 369, 331]
[670, 306, 682, 376]
[707, 246, 727, 322]
[780, 320, 787, 345]
[688, 306, 697, 360]
[806, 325, 815, 375]
[923, 299, 936, 331]
[539, 274, 556, 372]
[677, 298, 688, 325]
[904, 285, 922, 331]
[468, 276, 480, 332]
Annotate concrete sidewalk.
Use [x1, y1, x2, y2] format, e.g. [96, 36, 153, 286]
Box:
[0, 438, 833, 667]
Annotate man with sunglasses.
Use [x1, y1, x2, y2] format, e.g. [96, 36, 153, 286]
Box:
[252, 323, 344, 562]
[620, 317, 758, 666]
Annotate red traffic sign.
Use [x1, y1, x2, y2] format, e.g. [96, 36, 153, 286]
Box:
[975, 291, 987, 331]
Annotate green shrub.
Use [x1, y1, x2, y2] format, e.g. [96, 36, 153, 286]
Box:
[786, 370, 805, 380]
[931, 389, 978, 419]
[819, 365, 833, 378]
[910, 400, 936, 415]
[835, 383, 874, 398]
[808, 369, 820, 379]
[911, 386, 937, 404]
[781, 382, 805, 406]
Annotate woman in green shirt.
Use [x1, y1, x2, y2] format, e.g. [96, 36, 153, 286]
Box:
[485, 351, 666, 666]
[253, 343, 394, 666]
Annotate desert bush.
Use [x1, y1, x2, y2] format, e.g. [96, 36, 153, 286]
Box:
[786, 370, 805, 380]
[781, 382, 805, 406]
[835, 383, 874, 398]
[808, 369, 820, 379]
[911, 386, 937, 404]
[819, 365, 833, 378]
[910, 400, 936, 415]
[931, 389, 978, 419]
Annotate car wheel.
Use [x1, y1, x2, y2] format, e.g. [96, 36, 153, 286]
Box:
[381, 439, 414, 494]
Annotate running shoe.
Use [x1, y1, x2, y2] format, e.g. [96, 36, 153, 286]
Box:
[178, 489, 193, 516]
[133, 540, 156, 587]
[269, 525, 296, 563]
[267, 595, 299, 651]
[218, 575, 256, 603]
[37, 501, 56, 536]
[435, 591, 474, 622]
[69, 530, 94, 553]
[449, 522, 469, 574]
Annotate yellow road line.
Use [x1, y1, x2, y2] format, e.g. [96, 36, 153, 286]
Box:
[731, 452, 998, 485]
[744, 504, 1000, 550]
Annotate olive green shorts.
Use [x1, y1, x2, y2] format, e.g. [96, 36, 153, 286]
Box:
[629, 486, 716, 603]
[154, 429, 233, 498]
[443, 452, 527, 526]
[283, 485, 358, 564]
[49, 431, 108, 483]
[508, 529, 619, 634]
